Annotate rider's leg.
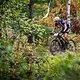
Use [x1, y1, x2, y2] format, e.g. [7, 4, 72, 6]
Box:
[63, 33, 70, 43]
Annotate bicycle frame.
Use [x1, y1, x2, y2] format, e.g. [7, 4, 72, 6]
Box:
[49, 33, 76, 55]
[50, 33, 68, 50]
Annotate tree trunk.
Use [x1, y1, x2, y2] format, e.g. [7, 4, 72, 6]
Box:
[28, 0, 34, 19]
[28, 0, 34, 43]
[67, 0, 71, 25]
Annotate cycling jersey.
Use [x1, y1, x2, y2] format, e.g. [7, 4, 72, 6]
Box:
[59, 19, 70, 28]
[55, 19, 71, 34]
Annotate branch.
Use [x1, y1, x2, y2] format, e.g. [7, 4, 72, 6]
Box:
[42, 1, 51, 19]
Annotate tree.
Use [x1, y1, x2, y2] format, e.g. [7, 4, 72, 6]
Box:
[27, 0, 34, 43]
[67, 0, 71, 23]
[27, 0, 52, 43]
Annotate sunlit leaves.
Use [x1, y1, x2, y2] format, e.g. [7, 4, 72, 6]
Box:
[59, 0, 67, 4]
[33, 0, 50, 3]
[50, 1, 57, 8]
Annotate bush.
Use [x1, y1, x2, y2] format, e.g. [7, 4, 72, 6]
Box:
[0, 51, 80, 80]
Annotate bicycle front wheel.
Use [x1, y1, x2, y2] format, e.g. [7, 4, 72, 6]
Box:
[49, 40, 61, 55]
[68, 40, 76, 51]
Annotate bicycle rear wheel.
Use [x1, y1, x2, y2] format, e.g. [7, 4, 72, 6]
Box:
[68, 40, 76, 51]
[49, 40, 61, 55]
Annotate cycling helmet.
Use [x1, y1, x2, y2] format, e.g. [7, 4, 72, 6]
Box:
[54, 17, 60, 21]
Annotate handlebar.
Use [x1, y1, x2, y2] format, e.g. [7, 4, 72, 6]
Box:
[50, 32, 59, 36]
[50, 32, 63, 37]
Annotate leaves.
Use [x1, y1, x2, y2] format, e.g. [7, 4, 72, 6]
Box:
[0, 1, 80, 80]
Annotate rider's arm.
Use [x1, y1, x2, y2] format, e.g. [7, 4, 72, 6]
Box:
[52, 22, 58, 32]
[52, 26, 57, 32]
[63, 24, 67, 32]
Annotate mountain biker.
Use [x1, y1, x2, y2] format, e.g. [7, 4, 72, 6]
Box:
[52, 17, 71, 43]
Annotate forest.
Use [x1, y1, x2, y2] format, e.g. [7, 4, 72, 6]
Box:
[0, 0, 80, 80]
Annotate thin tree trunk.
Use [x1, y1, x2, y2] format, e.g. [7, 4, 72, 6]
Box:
[67, 0, 71, 25]
[28, 0, 34, 43]
[28, 0, 34, 19]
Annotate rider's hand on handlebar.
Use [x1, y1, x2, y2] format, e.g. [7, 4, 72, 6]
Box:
[58, 33, 62, 36]
[50, 32, 54, 35]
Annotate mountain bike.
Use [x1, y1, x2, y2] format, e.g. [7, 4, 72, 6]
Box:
[49, 33, 76, 55]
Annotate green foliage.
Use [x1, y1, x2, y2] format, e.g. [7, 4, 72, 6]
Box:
[0, 0, 52, 44]
[58, 9, 63, 14]
[0, 39, 13, 54]
[19, 19, 52, 43]
[33, 0, 50, 3]
[50, 1, 57, 8]
[0, 51, 80, 80]
[0, 1, 80, 80]
[59, 0, 67, 4]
